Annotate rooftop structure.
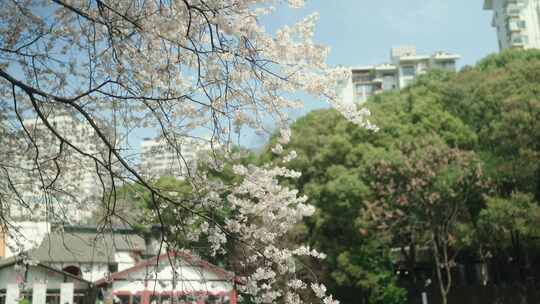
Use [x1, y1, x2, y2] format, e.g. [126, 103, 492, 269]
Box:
[338, 46, 460, 104]
[484, 0, 540, 50]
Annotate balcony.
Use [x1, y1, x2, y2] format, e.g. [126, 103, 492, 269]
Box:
[506, 9, 521, 17]
[351, 69, 376, 83]
[510, 33, 529, 46]
[507, 19, 526, 32]
[504, 0, 526, 7]
[505, 4, 522, 17]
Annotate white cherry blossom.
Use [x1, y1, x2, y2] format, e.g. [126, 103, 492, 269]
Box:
[0, 1, 378, 302]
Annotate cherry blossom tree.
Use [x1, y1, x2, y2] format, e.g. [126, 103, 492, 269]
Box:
[0, 1, 376, 303]
[365, 137, 486, 304]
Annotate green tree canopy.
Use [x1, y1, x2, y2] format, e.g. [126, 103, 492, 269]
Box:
[262, 69, 478, 303]
[441, 49, 540, 199]
[265, 49, 540, 303]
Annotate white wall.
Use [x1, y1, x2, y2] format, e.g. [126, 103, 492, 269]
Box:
[115, 251, 136, 271]
[336, 75, 355, 104]
[49, 262, 109, 282]
[109, 261, 233, 294]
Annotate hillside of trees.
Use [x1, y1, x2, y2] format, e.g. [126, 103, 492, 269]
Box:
[261, 49, 540, 304]
[113, 49, 540, 304]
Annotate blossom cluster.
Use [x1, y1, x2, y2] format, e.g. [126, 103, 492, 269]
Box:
[0, 0, 380, 302]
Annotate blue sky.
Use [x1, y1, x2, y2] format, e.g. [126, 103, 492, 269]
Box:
[77, 1, 496, 149]
[14, 2, 500, 153]
[240, 0, 499, 147]
[263, 0, 497, 68]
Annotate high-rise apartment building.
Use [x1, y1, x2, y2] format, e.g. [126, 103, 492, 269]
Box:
[139, 137, 210, 180]
[338, 46, 460, 104]
[7, 114, 108, 222]
[484, 0, 540, 50]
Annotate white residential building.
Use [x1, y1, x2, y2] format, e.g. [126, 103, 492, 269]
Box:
[337, 46, 460, 104]
[140, 137, 210, 180]
[484, 0, 540, 50]
[8, 114, 109, 222]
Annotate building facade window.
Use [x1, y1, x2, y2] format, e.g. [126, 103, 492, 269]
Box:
[401, 66, 416, 77]
[382, 75, 397, 90]
[512, 34, 529, 44]
[436, 60, 456, 71]
[506, 4, 521, 16]
[355, 84, 374, 102]
[355, 84, 373, 94]
[62, 265, 82, 277]
[353, 73, 373, 83]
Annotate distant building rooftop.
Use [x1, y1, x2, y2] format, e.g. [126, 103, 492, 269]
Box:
[337, 45, 460, 104]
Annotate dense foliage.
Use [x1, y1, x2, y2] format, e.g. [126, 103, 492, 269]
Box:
[262, 49, 540, 304]
[114, 49, 540, 304]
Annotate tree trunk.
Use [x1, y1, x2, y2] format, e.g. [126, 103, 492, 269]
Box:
[432, 233, 450, 304]
[511, 230, 523, 281]
[409, 234, 417, 282]
[401, 240, 417, 282]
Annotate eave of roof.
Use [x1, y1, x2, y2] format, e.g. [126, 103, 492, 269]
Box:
[351, 66, 376, 72]
[0, 256, 18, 268]
[374, 65, 397, 71]
[399, 55, 430, 62]
[432, 53, 461, 60]
[0, 256, 93, 285]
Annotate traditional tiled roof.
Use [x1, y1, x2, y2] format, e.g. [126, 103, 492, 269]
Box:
[31, 231, 146, 263]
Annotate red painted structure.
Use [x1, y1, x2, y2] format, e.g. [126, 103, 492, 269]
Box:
[95, 251, 239, 304]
